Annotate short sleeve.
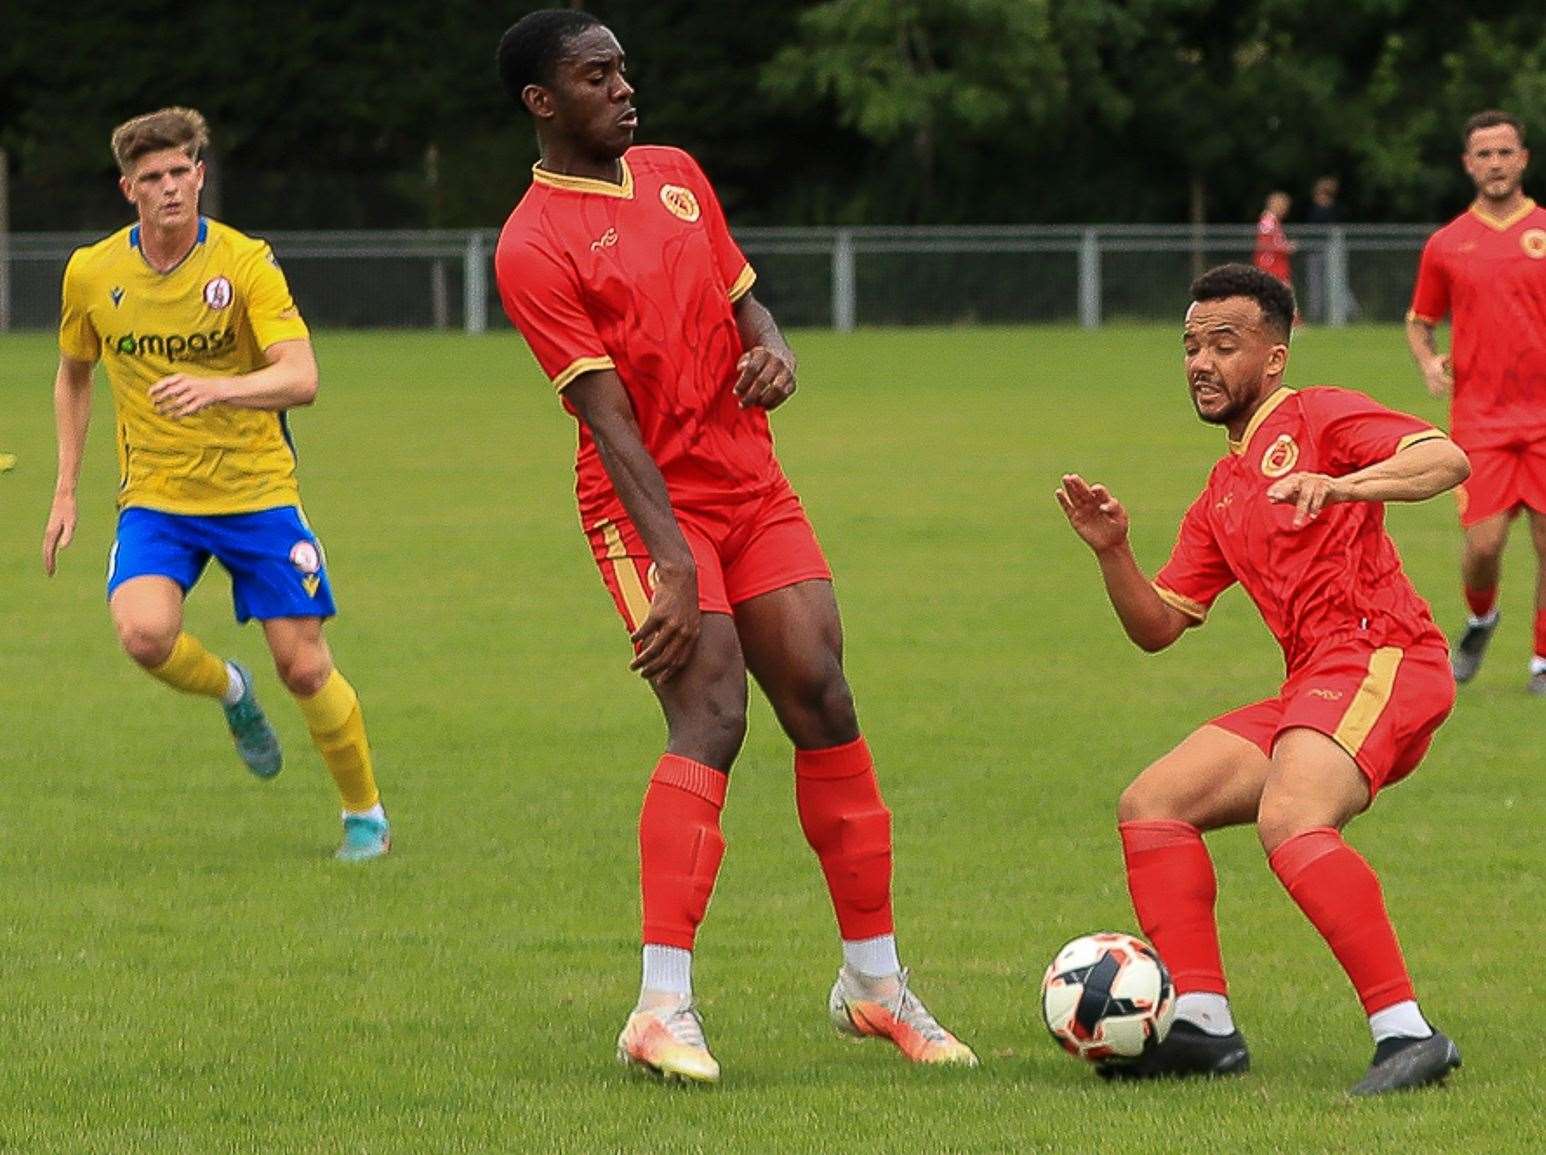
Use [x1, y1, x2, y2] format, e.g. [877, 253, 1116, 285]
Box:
[1306, 388, 1448, 474]
[495, 234, 614, 392]
[58, 251, 101, 363]
[1407, 234, 1449, 325]
[241, 243, 310, 351]
[1153, 487, 1236, 624]
[681, 153, 755, 302]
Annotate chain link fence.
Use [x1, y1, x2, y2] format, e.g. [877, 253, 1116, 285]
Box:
[5, 224, 1432, 333]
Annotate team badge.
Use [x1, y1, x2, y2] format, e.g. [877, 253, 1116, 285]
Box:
[203, 276, 233, 309]
[1521, 229, 1546, 259]
[289, 540, 322, 597]
[110, 286, 125, 308]
[659, 184, 701, 223]
[1260, 433, 1299, 478]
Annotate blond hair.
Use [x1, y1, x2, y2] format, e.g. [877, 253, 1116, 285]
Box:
[110, 107, 209, 173]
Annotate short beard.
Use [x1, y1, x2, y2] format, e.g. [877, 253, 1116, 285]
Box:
[1193, 390, 1252, 427]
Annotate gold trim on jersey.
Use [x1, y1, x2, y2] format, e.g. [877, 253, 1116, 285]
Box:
[1228, 387, 1295, 455]
[726, 264, 756, 303]
[598, 520, 652, 628]
[531, 159, 636, 199]
[552, 355, 616, 392]
[1404, 309, 1441, 326]
[1153, 583, 1208, 623]
[1467, 197, 1537, 232]
[1395, 429, 1447, 453]
[1332, 646, 1404, 757]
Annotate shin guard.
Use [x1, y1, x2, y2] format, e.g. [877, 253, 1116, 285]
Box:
[639, 755, 728, 950]
[795, 736, 895, 941]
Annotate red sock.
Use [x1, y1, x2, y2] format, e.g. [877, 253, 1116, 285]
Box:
[1534, 609, 1546, 658]
[1465, 585, 1498, 619]
[1268, 828, 1415, 1015]
[1119, 820, 1228, 995]
[795, 736, 894, 941]
[638, 754, 727, 950]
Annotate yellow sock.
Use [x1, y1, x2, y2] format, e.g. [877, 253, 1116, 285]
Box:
[148, 632, 230, 699]
[295, 670, 380, 812]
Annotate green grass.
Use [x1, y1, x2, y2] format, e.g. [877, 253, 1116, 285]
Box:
[0, 326, 1539, 1152]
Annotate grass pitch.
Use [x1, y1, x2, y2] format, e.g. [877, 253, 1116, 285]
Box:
[0, 325, 1539, 1152]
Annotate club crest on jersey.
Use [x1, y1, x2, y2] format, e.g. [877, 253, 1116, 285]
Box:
[659, 184, 701, 223]
[1260, 434, 1299, 478]
[203, 276, 233, 309]
[289, 540, 322, 596]
[110, 286, 125, 308]
[1522, 229, 1546, 260]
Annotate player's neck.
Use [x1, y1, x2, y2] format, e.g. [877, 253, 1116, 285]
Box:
[536, 142, 625, 186]
[1473, 190, 1529, 224]
[137, 216, 201, 273]
[1226, 385, 1282, 442]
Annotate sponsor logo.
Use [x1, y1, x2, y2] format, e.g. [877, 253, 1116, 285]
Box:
[110, 286, 125, 308]
[1522, 228, 1546, 259]
[103, 328, 237, 364]
[659, 184, 701, 223]
[590, 227, 620, 252]
[203, 275, 233, 309]
[1260, 433, 1299, 478]
[1308, 688, 1343, 701]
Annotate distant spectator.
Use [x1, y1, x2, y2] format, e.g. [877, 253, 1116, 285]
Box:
[1306, 176, 1342, 225]
[1253, 191, 1296, 286]
[1305, 177, 1358, 322]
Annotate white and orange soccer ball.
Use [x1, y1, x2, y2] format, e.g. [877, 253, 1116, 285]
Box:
[1041, 932, 1176, 1062]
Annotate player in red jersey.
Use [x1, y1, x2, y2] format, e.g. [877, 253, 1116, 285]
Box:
[1058, 265, 1467, 1095]
[491, 10, 974, 1084]
[1252, 191, 1296, 287]
[1407, 110, 1546, 692]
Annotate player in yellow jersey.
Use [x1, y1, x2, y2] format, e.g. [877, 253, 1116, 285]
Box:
[41, 107, 389, 861]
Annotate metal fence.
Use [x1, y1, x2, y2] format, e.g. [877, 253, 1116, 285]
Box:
[4, 224, 1433, 333]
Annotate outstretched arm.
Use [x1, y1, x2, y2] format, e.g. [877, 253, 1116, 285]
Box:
[147, 339, 319, 418]
[565, 368, 700, 682]
[732, 291, 796, 410]
[1266, 437, 1470, 527]
[1055, 473, 1192, 653]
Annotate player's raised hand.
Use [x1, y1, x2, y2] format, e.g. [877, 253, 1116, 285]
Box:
[733, 346, 796, 410]
[42, 492, 77, 576]
[629, 566, 702, 682]
[149, 373, 230, 418]
[1056, 473, 1130, 554]
[1422, 355, 1453, 399]
[1267, 471, 1346, 527]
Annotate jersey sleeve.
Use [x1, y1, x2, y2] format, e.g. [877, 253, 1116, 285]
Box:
[58, 251, 101, 363]
[1304, 388, 1447, 474]
[1153, 487, 1235, 624]
[495, 234, 614, 392]
[681, 152, 755, 302]
[240, 243, 310, 350]
[1407, 234, 1449, 325]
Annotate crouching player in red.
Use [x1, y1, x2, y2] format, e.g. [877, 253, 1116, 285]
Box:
[1057, 265, 1467, 1095]
[492, 10, 974, 1083]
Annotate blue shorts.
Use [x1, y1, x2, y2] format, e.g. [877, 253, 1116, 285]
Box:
[107, 506, 337, 623]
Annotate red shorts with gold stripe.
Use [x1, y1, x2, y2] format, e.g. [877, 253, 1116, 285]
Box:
[584, 476, 832, 633]
[1453, 439, 1546, 527]
[1209, 636, 1455, 794]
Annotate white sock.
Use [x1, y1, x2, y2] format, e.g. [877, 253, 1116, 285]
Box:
[343, 802, 386, 823]
[842, 934, 902, 977]
[1175, 992, 1235, 1036]
[1530, 655, 1546, 676]
[1468, 609, 1500, 629]
[641, 945, 692, 998]
[220, 662, 246, 707]
[1369, 999, 1431, 1043]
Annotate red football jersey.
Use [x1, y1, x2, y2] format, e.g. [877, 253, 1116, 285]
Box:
[1409, 199, 1546, 450]
[1154, 387, 1448, 673]
[1253, 212, 1292, 283]
[495, 145, 778, 526]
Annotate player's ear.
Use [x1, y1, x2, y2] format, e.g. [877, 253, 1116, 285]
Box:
[194, 160, 206, 193]
[118, 173, 135, 204]
[523, 84, 555, 121]
[1266, 340, 1289, 376]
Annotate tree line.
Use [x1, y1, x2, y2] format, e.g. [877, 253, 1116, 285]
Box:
[5, 1, 1544, 232]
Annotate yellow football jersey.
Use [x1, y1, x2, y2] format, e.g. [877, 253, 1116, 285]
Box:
[58, 217, 312, 515]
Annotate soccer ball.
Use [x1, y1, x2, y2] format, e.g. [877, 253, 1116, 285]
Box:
[1041, 932, 1175, 1062]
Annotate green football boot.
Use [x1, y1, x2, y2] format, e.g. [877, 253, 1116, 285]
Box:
[222, 661, 282, 779]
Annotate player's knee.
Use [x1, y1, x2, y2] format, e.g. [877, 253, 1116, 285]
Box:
[672, 686, 748, 769]
[116, 619, 177, 668]
[1117, 777, 1174, 824]
[273, 648, 332, 697]
[1255, 789, 1313, 855]
[783, 665, 858, 746]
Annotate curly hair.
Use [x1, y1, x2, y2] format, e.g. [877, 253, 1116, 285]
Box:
[1190, 264, 1296, 339]
[497, 9, 604, 111]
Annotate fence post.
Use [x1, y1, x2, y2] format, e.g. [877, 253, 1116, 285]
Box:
[464, 231, 487, 335]
[1327, 227, 1350, 328]
[832, 229, 856, 332]
[1078, 228, 1101, 329]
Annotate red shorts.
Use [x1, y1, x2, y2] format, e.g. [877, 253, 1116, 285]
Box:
[1210, 637, 1455, 794]
[1454, 440, 1546, 527]
[585, 477, 832, 631]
